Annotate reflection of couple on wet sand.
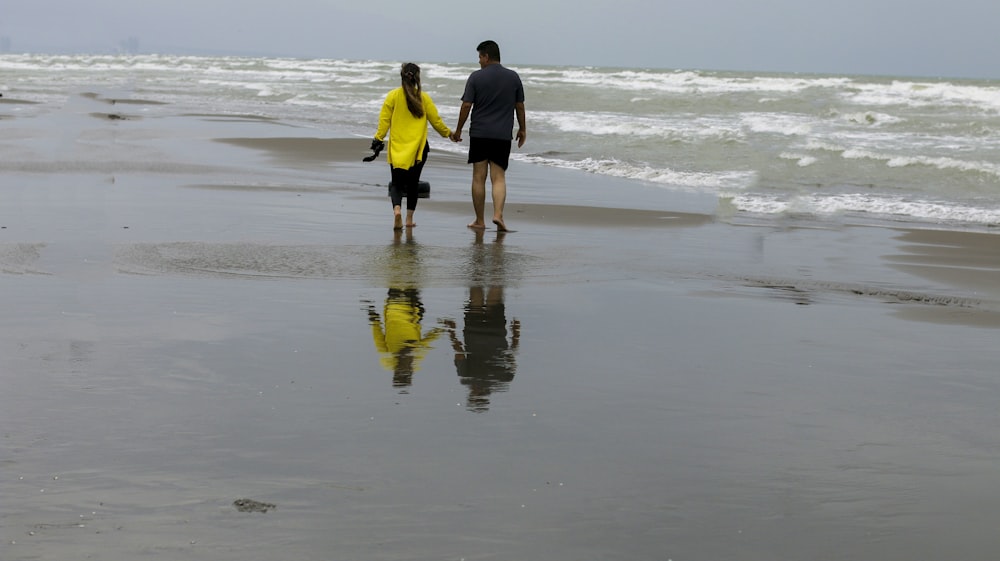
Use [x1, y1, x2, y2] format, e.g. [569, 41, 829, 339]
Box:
[364, 229, 520, 410]
[443, 229, 520, 412]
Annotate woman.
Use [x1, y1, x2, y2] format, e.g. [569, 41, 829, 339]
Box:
[372, 63, 452, 229]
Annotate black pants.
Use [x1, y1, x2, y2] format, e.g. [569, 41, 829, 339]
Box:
[389, 143, 429, 211]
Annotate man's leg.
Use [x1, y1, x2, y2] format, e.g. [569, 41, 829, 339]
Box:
[469, 161, 489, 229]
[488, 161, 508, 231]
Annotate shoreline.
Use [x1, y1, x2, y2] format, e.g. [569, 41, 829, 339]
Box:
[3, 114, 998, 320]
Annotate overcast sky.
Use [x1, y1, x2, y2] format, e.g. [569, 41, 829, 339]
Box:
[2, 0, 998, 79]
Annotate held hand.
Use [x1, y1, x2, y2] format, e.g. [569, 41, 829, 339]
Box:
[450, 131, 462, 143]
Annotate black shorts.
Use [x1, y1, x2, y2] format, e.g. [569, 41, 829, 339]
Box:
[467, 137, 512, 171]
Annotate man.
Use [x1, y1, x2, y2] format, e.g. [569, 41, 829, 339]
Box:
[451, 40, 526, 232]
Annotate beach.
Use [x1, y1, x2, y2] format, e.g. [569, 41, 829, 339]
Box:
[4, 90, 1000, 561]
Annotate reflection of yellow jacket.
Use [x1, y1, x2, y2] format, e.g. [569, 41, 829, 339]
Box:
[370, 300, 442, 372]
[375, 88, 451, 170]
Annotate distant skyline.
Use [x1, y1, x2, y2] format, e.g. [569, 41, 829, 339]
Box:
[2, 0, 999, 79]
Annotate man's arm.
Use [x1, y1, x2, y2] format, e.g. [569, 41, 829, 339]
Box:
[515, 102, 526, 147]
[451, 101, 473, 142]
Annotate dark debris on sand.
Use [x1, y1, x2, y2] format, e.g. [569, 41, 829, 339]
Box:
[233, 498, 276, 513]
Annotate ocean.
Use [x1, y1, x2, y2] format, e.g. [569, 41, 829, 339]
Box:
[4, 53, 1000, 230]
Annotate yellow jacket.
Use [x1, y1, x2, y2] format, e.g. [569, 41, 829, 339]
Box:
[375, 88, 451, 170]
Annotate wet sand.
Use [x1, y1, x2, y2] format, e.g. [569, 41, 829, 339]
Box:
[3, 95, 1000, 560]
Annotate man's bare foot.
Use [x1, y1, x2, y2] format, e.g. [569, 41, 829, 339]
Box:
[492, 218, 509, 232]
[467, 221, 487, 230]
[406, 222, 416, 228]
[393, 214, 403, 230]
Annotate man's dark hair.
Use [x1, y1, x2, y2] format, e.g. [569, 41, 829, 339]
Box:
[477, 40, 501, 62]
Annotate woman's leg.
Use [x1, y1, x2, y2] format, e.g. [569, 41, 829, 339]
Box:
[390, 167, 407, 229]
[403, 173, 418, 227]
[403, 143, 430, 227]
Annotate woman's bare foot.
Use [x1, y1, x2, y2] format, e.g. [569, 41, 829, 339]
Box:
[467, 221, 486, 229]
[492, 217, 509, 232]
[406, 222, 416, 228]
[393, 214, 403, 230]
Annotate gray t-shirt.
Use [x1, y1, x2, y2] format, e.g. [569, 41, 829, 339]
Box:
[461, 64, 525, 140]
